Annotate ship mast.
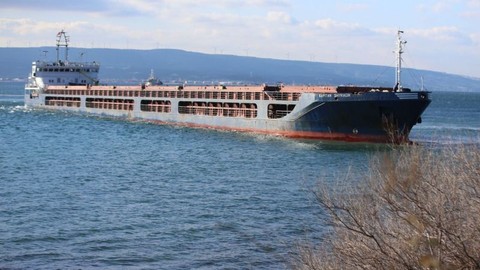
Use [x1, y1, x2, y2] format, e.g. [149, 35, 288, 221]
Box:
[395, 30, 407, 92]
[56, 30, 69, 63]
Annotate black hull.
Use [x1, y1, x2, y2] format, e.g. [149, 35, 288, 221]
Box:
[289, 92, 431, 142]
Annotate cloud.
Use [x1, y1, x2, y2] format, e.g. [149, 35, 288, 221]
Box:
[0, 0, 163, 17]
[1, 0, 112, 12]
[462, 0, 480, 18]
[415, 1, 451, 14]
[461, 10, 480, 18]
[171, 0, 290, 8]
[431, 1, 451, 12]
[467, 0, 480, 7]
[266, 11, 294, 24]
[1, 0, 478, 77]
[470, 32, 480, 46]
[0, 18, 139, 49]
[120, 0, 290, 12]
[337, 3, 369, 12]
[410, 26, 474, 45]
[187, 12, 246, 28]
[47, 0, 291, 20]
[0, 18, 88, 36]
[417, 0, 480, 19]
[312, 18, 365, 34]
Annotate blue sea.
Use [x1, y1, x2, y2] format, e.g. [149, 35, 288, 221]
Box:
[1, 82, 479, 269]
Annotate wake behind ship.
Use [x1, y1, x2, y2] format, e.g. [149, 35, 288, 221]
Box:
[25, 30, 431, 143]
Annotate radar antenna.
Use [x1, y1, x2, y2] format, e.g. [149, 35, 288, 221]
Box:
[56, 30, 70, 63]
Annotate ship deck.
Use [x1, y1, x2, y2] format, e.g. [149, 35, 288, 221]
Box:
[46, 84, 340, 93]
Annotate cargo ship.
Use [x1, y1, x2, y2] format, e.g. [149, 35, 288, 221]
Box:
[25, 30, 430, 143]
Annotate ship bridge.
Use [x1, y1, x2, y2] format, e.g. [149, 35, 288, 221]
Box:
[26, 30, 100, 91]
[30, 60, 100, 87]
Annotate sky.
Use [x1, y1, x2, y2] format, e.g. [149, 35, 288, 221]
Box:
[1, 0, 479, 78]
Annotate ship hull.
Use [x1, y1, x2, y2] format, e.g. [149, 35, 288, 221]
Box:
[24, 88, 430, 143]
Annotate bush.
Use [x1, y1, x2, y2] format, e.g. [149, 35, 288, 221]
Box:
[293, 143, 480, 269]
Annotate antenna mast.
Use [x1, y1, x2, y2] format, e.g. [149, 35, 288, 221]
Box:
[395, 30, 407, 92]
[56, 30, 70, 63]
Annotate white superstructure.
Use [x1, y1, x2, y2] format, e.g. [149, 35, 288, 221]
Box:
[25, 30, 100, 96]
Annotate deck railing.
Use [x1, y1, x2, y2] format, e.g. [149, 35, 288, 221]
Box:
[45, 97, 81, 107]
[44, 88, 301, 101]
[85, 98, 134, 111]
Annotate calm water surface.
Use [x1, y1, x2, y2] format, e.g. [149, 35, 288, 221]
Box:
[1, 82, 479, 269]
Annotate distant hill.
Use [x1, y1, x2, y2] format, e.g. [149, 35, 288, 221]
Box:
[1, 47, 478, 92]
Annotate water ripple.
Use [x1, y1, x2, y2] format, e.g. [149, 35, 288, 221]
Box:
[1, 89, 480, 269]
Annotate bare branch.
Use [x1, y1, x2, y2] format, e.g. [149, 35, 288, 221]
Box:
[293, 143, 480, 270]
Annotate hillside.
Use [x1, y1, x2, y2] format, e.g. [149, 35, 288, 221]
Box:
[1, 47, 478, 92]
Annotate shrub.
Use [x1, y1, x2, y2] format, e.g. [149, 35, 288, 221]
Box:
[293, 143, 480, 269]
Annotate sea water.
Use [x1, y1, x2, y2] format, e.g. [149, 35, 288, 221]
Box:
[1, 82, 479, 269]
